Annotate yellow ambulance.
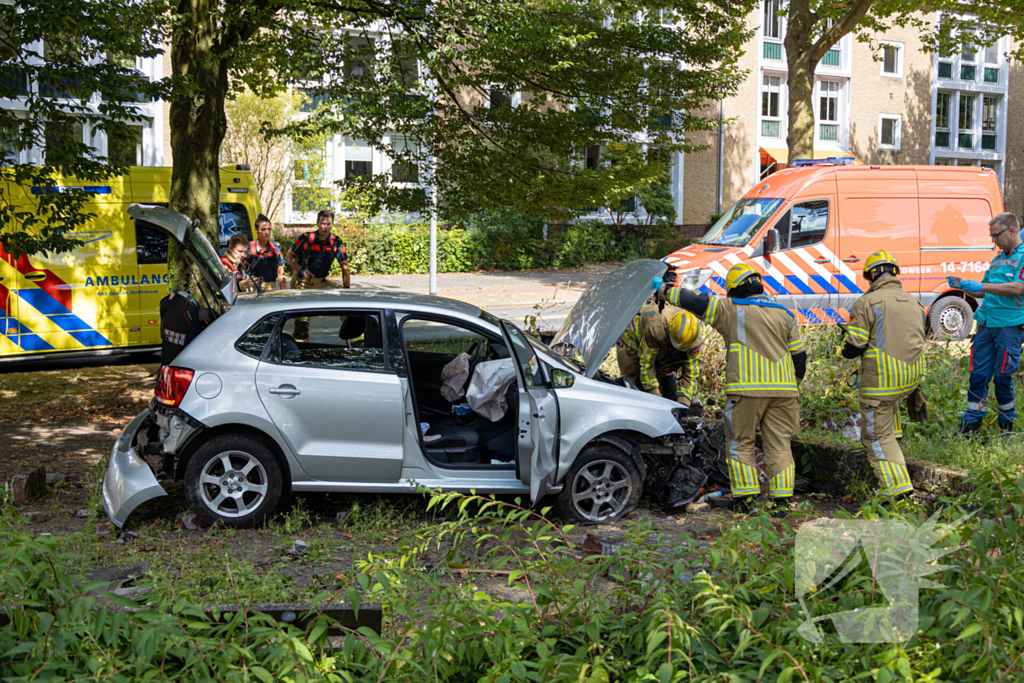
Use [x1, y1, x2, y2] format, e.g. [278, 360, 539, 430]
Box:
[0, 165, 261, 361]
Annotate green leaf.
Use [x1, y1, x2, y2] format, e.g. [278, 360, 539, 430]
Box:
[657, 662, 672, 683]
[752, 606, 770, 628]
[956, 623, 983, 641]
[250, 666, 275, 683]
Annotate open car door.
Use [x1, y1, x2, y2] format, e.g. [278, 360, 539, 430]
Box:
[500, 320, 559, 505]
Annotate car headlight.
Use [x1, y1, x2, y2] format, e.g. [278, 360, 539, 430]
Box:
[681, 268, 712, 290]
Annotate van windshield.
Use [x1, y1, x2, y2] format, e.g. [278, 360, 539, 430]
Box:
[699, 198, 784, 247]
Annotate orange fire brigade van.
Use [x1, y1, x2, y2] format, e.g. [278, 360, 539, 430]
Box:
[0, 165, 261, 361]
[663, 164, 1003, 340]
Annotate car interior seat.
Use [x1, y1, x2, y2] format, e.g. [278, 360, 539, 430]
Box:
[339, 315, 383, 348]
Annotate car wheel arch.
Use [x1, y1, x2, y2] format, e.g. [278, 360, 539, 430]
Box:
[173, 424, 292, 494]
[585, 432, 647, 481]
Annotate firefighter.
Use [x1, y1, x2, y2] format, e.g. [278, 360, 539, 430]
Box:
[285, 209, 351, 341]
[655, 263, 806, 513]
[616, 305, 702, 407]
[246, 214, 288, 291]
[841, 250, 926, 500]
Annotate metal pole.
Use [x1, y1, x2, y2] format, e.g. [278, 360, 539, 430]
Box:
[716, 97, 724, 215]
[429, 169, 437, 295]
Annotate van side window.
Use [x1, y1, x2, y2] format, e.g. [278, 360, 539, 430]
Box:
[775, 200, 829, 250]
[135, 221, 169, 265]
[219, 203, 253, 248]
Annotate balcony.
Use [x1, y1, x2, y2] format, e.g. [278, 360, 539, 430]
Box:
[761, 120, 780, 138]
[763, 42, 782, 61]
[821, 49, 841, 68]
[819, 123, 839, 142]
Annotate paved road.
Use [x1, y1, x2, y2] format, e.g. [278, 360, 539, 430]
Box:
[341, 263, 622, 331]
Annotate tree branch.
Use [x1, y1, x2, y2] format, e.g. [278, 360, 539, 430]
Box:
[814, 0, 876, 61]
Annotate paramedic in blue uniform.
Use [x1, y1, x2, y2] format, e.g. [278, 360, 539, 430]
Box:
[246, 214, 288, 291]
[947, 212, 1024, 435]
[286, 209, 351, 341]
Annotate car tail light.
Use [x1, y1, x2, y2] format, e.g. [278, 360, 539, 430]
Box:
[156, 366, 195, 406]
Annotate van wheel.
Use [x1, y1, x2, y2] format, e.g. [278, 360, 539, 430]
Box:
[928, 296, 973, 341]
[555, 443, 642, 525]
[185, 435, 283, 528]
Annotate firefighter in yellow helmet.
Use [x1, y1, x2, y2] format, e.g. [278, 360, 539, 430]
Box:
[840, 250, 927, 501]
[616, 305, 703, 407]
[654, 262, 806, 514]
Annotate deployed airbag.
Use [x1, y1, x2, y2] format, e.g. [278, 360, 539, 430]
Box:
[440, 353, 472, 402]
[466, 359, 517, 421]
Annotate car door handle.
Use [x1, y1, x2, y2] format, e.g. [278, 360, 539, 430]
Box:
[842, 256, 860, 263]
[24, 272, 46, 281]
[814, 258, 830, 264]
[269, 384, 301, 398]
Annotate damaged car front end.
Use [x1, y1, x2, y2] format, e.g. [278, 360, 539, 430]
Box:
[102, 410, 165, 528]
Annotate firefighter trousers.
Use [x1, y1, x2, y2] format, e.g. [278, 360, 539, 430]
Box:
[723, 395, 798, 499]
[860, 400, 914, 497]
[293, 276, 333, 341]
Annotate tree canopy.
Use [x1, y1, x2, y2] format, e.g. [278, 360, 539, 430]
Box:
[0, 0, 167, 258]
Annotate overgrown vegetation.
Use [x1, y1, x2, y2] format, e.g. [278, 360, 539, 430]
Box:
[3, 473, 1024, 681]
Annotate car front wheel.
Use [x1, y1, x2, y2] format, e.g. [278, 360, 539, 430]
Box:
[185, 434, 283, 528]
[555, 443, 642, 524]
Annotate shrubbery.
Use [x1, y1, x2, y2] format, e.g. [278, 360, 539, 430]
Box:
[277, 207, 695, 276]
[4, 478, 1024, 682]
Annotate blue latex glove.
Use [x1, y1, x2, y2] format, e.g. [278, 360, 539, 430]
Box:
[945, 276, 963, 289]
[652, 276, 664, 291]
[960, 279, 983, 294]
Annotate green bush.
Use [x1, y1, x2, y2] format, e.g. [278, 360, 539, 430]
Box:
[5, 477, 1024, 682]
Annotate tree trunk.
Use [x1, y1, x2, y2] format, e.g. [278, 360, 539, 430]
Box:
[168, 0, 229, 292]
[786, 51, 816, 163]
[784, 0, 817, 163]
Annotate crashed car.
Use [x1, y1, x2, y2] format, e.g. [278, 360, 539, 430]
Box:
[104, 205, 708, 529]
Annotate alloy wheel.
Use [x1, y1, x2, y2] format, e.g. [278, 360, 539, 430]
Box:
[198, 451, 269, 518]
[570, 459, 634, 522]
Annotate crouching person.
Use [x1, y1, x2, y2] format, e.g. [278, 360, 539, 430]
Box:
[616, 304, 703, 408]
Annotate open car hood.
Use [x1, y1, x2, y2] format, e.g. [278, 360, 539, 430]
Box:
[550, 259, 668, 378]
[128, 203, 237, 306]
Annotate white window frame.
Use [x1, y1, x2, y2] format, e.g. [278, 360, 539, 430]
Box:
[878, 114, 901, 151]
[763, 0, 783, 40]
[880, 41, 904, 79]
[486, 86, 520, 109]
[934, 90, 951, 149]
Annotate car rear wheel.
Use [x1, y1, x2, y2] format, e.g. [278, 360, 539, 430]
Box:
[555, 443, 642, 524]
[928, 296, 973, 341]
[185, 435, 283, 528]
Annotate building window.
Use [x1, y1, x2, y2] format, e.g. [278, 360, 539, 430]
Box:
[488, 87, 516, 109]
[108, 125, 143, 166]
[983, 43, 999, 84]
[763, 0, 782, 39]
[879, 115, 900, 150]
[938, 61, 952, 79]
[881, 43, 902, 77]
[935, 91, 950, 149]
[344, 137, 372, 179]
[958, 93, 974, 150]
[44, 120, 83, 165]
[761, 75, 781, 138]
[961, 43, 976, 81]
[818, 80, 839, 141]
[391, 137, 419, 183]
[982, 96, 997, 151]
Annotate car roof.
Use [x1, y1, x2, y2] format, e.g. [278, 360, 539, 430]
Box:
[232, 288, 487, 319]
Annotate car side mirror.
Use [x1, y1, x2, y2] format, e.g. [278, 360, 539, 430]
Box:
[551, 369, 575, 388]
[765, 228, 781, 255]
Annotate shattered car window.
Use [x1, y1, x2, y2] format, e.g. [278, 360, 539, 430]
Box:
[236, 314, 281, 359]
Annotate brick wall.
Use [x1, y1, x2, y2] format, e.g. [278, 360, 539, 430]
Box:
[1005, 57, 1024, 216]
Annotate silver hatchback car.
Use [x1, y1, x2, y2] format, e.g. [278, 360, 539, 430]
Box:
[103, 206, 698, 528]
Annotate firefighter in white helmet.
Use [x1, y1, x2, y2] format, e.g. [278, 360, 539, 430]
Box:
[616, 305, 703, 407]
[655, 262, 806, 514]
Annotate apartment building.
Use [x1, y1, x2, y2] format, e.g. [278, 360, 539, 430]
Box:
[675, 6, 1023, 235]
[0, 46, 168, 168]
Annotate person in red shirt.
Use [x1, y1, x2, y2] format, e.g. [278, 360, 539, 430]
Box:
[221, 233, 252, 292]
